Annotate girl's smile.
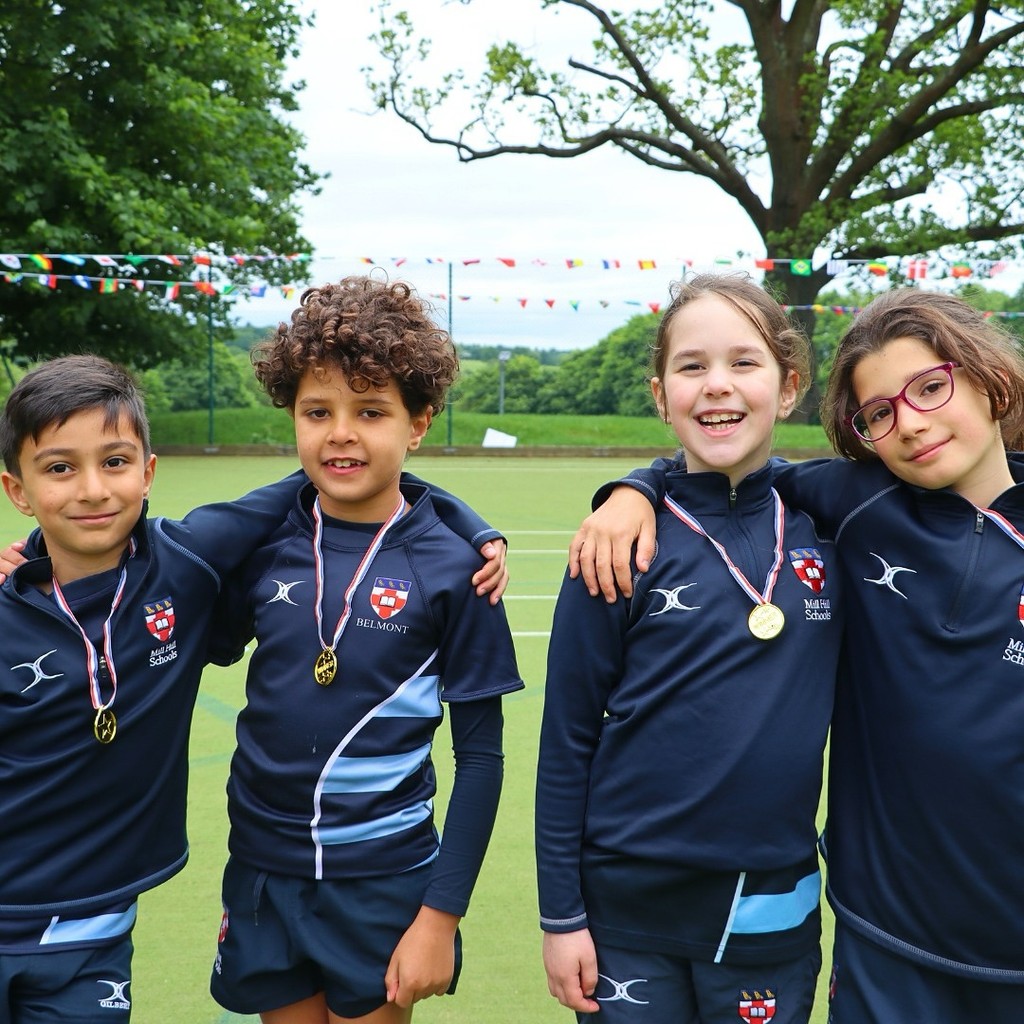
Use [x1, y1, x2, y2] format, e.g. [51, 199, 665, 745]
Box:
[650, 294, 798, 486]
[852, 337, 1012, 506]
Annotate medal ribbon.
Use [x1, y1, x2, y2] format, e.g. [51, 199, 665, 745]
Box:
[50, 537, 137, 719]
[977, 506, 1024, 551]
[662, 489, 786, 609]
[312, 496, 407, 658]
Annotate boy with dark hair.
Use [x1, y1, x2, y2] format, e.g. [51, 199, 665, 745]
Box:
[0, 350, 506, 1023]
[208, 276, 524, 1024]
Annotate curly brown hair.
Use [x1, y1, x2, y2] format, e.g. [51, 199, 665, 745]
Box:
[253, 276, 458, 415]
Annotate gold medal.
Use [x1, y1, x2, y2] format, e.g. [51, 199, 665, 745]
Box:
[310, 495, 407, 688]
[314, 648, 337, 686]
[748, 602, 785, 640]
[94, 707, 117, 744]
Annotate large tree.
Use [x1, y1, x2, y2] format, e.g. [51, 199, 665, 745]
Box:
[0, 1, 320, 366]
[368, 0, 1024, 312]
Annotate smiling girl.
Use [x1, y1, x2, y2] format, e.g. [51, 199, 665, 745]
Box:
[572, 287, 1024, 1022]
[535, 274, 843, 1024]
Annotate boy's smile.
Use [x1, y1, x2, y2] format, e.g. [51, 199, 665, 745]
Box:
[293, 365, 431, 522]
[1, 409, 155, 584]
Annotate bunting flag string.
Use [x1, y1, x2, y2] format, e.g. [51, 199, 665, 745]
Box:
[8, 270, 1024, 318]
[0, 251, 1020, 318]
[0, 251, 1016, 281]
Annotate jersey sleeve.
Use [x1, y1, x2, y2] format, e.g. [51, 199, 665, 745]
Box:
[770, 456, 867, 535]
[402, 471, 503, 549]
[204, 558, 259, 666]
[591, 457, 675, 511]
[421, 696, 505, 917]
[535, 569, 628, 932]
[156, 470, 306, 575]
[434, 552, 524, 702]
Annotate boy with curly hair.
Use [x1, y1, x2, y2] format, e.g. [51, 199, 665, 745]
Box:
[208, 276, 524, 1024]
[0, 345, 507, 1022]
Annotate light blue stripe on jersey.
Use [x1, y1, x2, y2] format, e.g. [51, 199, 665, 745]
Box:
[731, 871, 821, 934]
[376, 674, 441, 718]
[317, 799, 433, 846]
[321, 743, 431, 794]
[40, 904, 138, 945]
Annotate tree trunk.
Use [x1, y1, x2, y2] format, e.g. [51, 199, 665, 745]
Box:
[765, 266, 833, 423]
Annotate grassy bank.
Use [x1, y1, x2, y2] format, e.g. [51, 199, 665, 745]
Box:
[150, 406, 831, 451]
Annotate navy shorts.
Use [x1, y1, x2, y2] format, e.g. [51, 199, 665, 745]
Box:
[0, 937, 134, 1024]
[210, 858, 462, 1018]
[586, 938, 821, 1024]
[828, 922, 1024, 1023]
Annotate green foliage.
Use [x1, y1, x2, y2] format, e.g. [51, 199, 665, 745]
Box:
[228, 322, 275, 354]
[535, 314, 659, 415]
[147, 404, 830, 451]
[142, 341, 259, 413]
[0, 1, 320, 366]
[457, 354, 550, 414]
[369, 0, 1024, 307]
[457, 342, 569, 367]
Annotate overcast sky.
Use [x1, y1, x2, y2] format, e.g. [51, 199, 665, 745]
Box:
[232, 1, 763, 349]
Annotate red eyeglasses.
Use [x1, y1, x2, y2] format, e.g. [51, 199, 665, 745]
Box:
[847, 362, 960, 442]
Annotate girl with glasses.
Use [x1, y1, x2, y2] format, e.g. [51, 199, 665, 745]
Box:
[570, 287, 1024, 1023]
[536, 274, 843, 1024]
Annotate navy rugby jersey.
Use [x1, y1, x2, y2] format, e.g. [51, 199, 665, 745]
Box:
[537, 462, 841, 964]
[211, 480, 524, 914]
[0, 470, 501, 951]
[602, 454, 1024, 979]
[0, 473, 305, 928]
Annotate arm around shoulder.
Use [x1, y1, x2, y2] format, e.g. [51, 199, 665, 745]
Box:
[570, 464, 666, 600]
[409, 471, 509, 603]
[163, 469, 307, 573]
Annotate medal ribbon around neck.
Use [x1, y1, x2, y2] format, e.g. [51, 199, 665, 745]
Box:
[976, 506, 1024, 550]
[311, 495, 407, 685]
[662, 489, 787, 640]
[50, 537, 137, 744]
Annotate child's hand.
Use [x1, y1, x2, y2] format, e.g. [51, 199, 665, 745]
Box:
[473, 540, 508, 605]
[569, 487, 656, 602]
[543, 928, 600, 1013]
[385, 905, 460, 1009]
[0, 539, 28, 584]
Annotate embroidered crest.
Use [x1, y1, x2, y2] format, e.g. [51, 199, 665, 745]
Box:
[370, 577, 411, 619]
[144, 598, 175, 642]
[738, 989, 776, 1022]
[1018, 583, 1024, 627]
[789, 548, 826, 593]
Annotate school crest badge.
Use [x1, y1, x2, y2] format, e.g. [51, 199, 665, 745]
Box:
[1018, 582, 1024, 626]
[144, 598, 175, 642]
[370, 577, 411, 619]
[789, 548, 826, 593]
[738, 989, 776, 1022]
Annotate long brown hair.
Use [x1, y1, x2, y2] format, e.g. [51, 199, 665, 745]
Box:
[822, 289, 1024, 460]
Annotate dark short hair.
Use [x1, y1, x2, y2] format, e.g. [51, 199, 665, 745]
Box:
[253, 276, 458, 415]
[1, 355, 151, 476]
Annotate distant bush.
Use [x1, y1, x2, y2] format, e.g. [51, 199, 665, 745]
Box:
[148, 406, 830, 451]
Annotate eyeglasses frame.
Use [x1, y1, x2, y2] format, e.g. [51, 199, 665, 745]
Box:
[846, 361, 961, 443]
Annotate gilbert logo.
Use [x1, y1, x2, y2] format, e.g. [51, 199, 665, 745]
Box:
[97, 979, 130, 1010]
[596, 974, 649, 1005]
